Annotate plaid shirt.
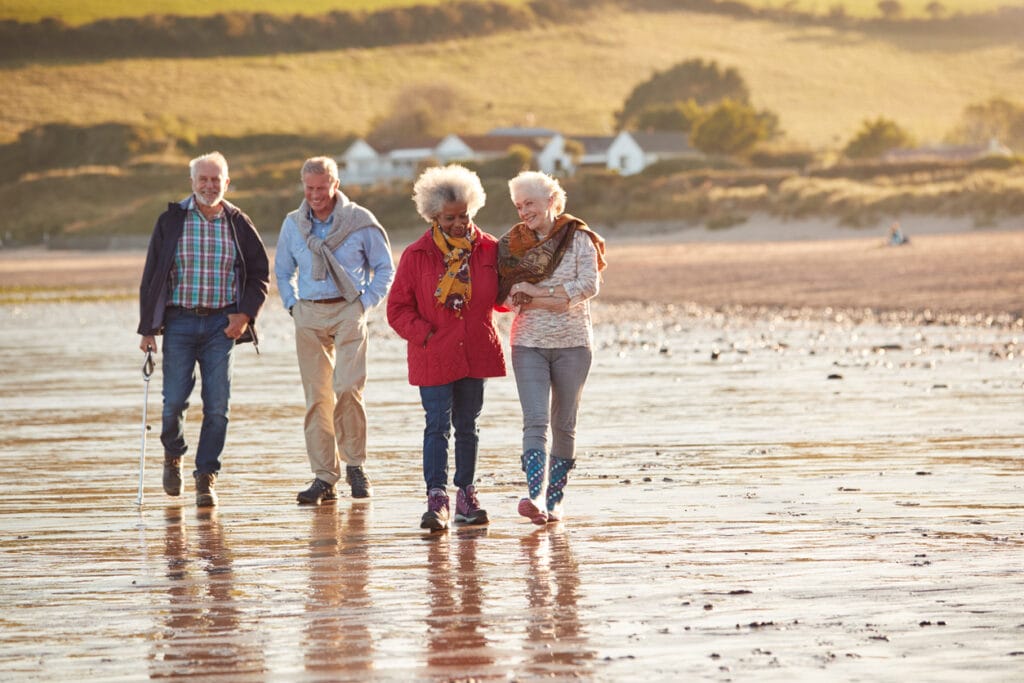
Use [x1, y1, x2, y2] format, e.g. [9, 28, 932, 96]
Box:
[168, 196, 237, 308]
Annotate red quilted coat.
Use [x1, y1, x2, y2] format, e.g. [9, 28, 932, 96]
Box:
[387, 226, 507, 386]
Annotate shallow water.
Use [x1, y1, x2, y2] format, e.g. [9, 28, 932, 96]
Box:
[0, 299, 1021, 681]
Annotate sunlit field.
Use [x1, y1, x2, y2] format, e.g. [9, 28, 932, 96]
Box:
[2, 6, 1022, 149]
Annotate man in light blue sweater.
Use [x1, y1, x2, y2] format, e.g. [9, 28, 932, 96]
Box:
[274, 156, 394, 505]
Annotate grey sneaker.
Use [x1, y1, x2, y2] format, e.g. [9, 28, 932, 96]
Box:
[162, 454, 182, 496]
[454, 485, 489, 525]
[346, 466, 372, 499]
[297, 478, 336, 505]
[194, 472, 218, 508]
[420, 489, 450, 531]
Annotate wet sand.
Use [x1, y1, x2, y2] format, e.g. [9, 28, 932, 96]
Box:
[1, 227, 1022, 681]
[2, 226, 1023, 319]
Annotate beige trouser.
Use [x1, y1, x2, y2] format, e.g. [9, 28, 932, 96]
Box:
[293, 298, 368, 484]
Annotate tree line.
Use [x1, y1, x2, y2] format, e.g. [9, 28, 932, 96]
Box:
[0, 0, 577, 62]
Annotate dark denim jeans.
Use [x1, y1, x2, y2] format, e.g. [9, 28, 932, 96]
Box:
[160, 306, 236, 475]
[419, 377, 485, 494]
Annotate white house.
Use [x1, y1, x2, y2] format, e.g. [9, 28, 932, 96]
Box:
[433, 134, 475, 162]
[338, 132, 553, 186]
[606, 131, 699, 175]
[337, 138, 434, 185]
[336, 128, 700, 185]
[536, 134, 616, 175]
[337, 139, 381, 186]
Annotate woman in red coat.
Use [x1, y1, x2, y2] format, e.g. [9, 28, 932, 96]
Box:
[387, 165, 506, 530]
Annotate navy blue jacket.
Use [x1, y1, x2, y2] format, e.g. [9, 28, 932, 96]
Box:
[137, 197, 269, 347]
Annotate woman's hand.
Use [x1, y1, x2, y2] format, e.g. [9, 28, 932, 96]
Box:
[529, 297, 569, 313]
[512, 291, 568, 312]
[510, 282, 541, 298]
[510, 282, 565, 299]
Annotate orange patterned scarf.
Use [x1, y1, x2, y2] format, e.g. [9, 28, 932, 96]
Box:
[497, 214, 606, 302]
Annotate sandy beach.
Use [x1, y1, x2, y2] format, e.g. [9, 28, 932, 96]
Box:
[0, 220, 1022, 681]
[2, 217, 1022, 320]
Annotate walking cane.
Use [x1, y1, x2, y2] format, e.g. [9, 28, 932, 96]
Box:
[136, 348, 156, 507]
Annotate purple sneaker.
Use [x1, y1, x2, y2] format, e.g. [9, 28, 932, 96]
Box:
[518, 497, 548, 525]
[454, 485, 489, 525]
[420, 488, 450, 531]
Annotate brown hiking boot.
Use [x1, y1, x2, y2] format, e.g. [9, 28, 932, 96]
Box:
[162, 454, 183, 496]
[346, 466, 373, 499]
[194, 472, 218, 508]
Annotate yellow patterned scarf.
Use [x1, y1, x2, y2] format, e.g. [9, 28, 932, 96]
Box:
[432, 223, 475, 317]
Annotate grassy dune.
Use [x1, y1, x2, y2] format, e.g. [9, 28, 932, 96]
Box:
[2, 7, 1022, 150]
[0, 0, 1006, 24]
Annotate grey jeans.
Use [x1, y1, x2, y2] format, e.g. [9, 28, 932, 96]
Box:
[510, 345, 593, 459]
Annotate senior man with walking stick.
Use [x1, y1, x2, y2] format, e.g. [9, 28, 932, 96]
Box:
[275, 156, 394, 505]
[138, 151, 269, 508]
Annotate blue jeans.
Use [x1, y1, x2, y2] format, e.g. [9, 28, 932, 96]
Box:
[160, 307, 236, 475]
[419, 378, 485, 494]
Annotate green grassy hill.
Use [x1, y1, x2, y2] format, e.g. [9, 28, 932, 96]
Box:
[3, 5, 1022, 149]
[1, 1, 1023, 246]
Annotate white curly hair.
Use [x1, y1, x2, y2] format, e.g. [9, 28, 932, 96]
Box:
[411, 164, 486, 223]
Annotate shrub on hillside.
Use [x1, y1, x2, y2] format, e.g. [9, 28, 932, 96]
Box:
[948, 97, 1024, 152]
[367, 84, 470, 149]
[842, 117, 911, 159]
[615, 58, 750, 131]
[690, 99, 769, 156]
[634, 100, 705, 133]
[877, 1, 904, 20]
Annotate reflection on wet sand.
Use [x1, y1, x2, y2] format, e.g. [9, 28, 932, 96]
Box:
[304, 503, 373, 676]
[423, 528, 495, 676]
[520, 528, 593, 678]
[3, 296, 1022, 681]
[150, 507, 265, 679]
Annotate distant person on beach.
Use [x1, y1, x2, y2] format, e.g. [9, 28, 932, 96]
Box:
[888, 221, 909, 246]
[498, 171, 607, 524]
[387, 165, 506, 531]
[274, 156, 394, 505]
[137, 151, 270, 508]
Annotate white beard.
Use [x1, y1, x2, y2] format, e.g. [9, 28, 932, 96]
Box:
[195, 189, 225, 208]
